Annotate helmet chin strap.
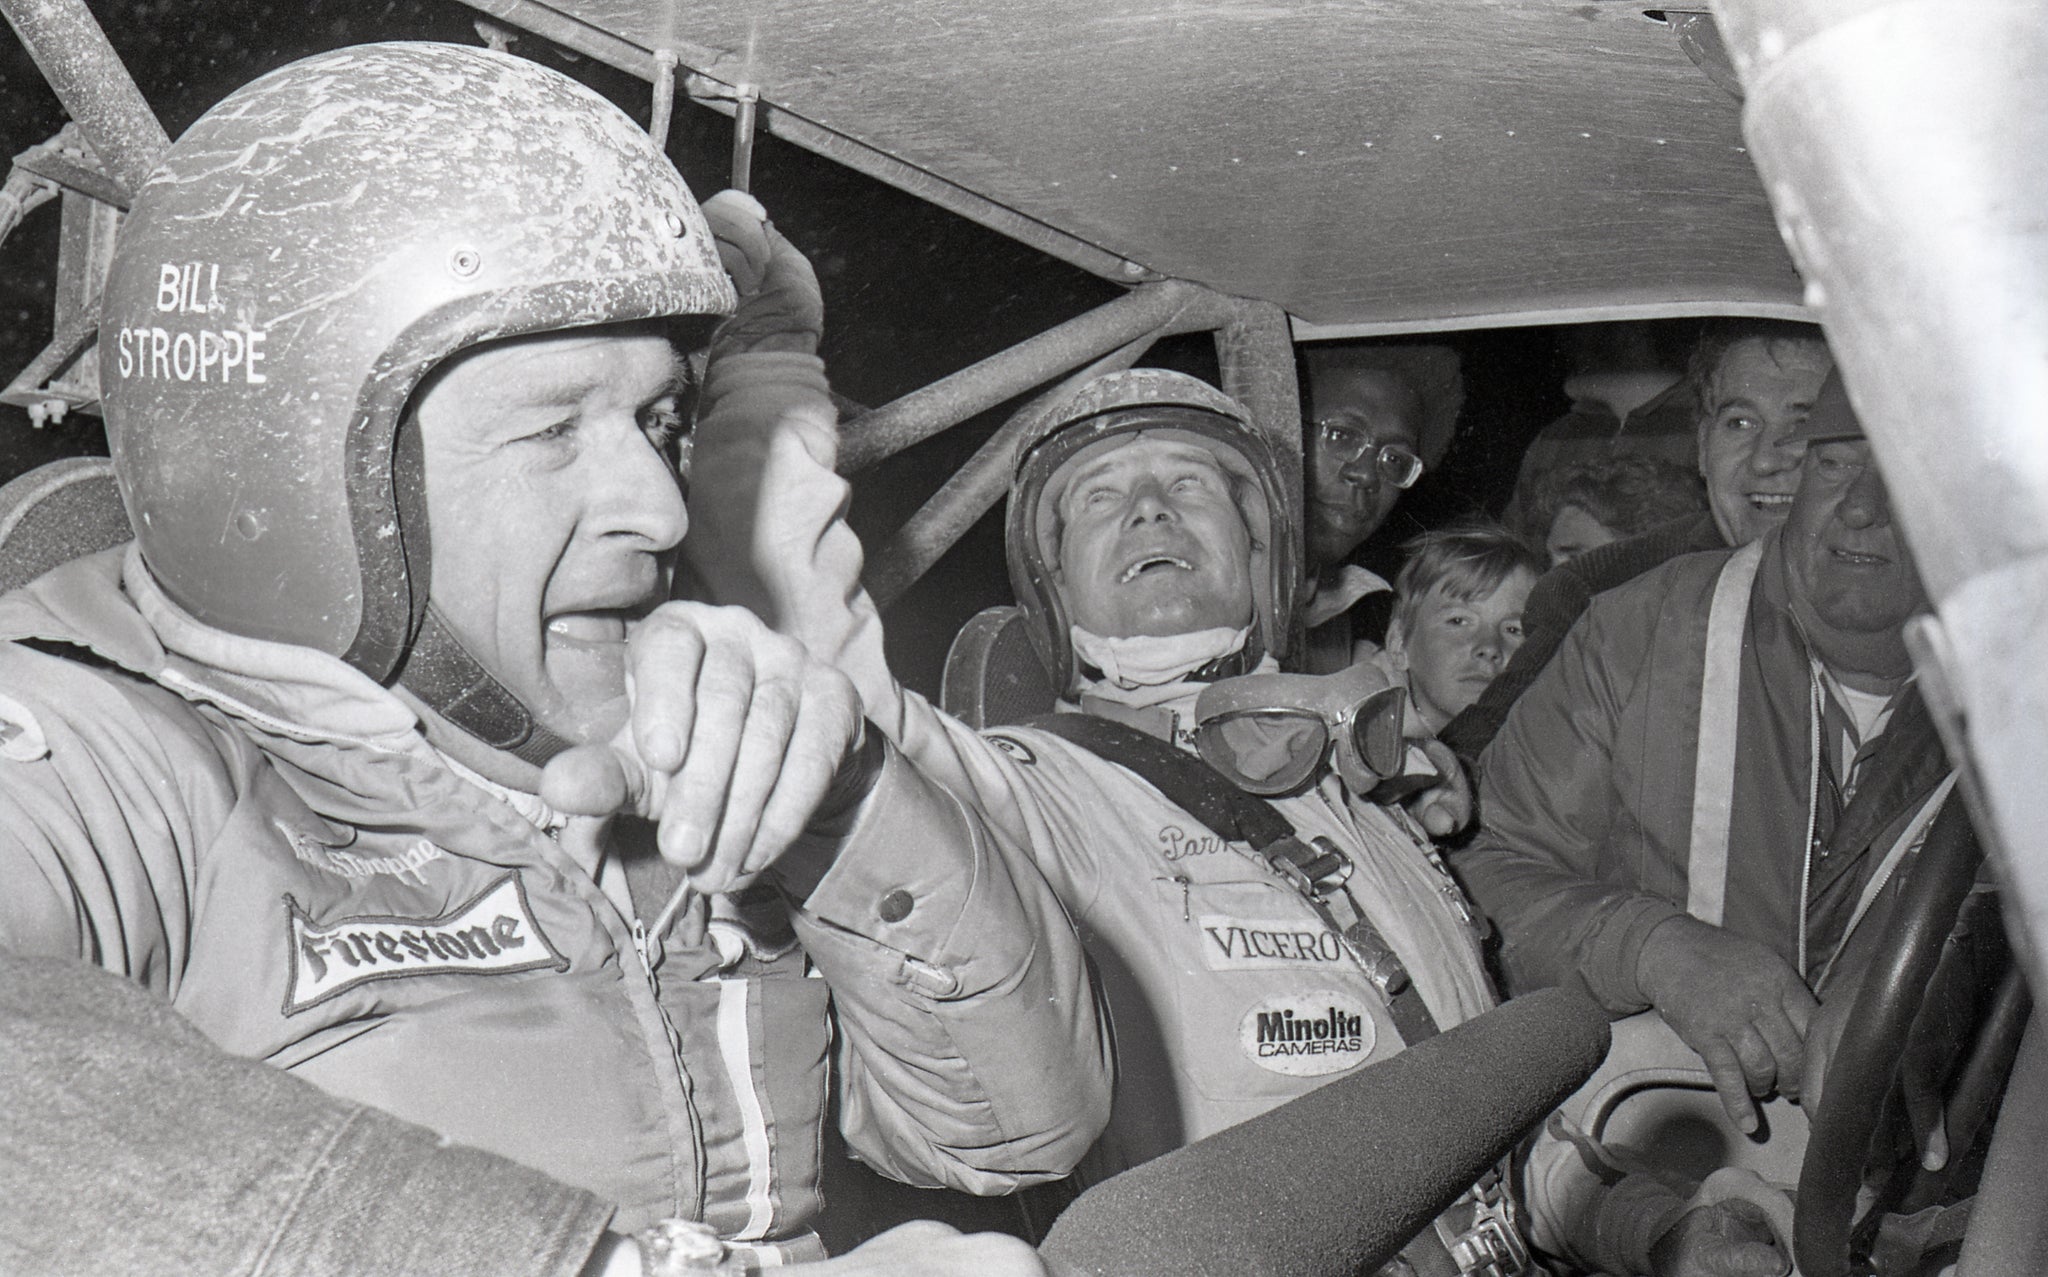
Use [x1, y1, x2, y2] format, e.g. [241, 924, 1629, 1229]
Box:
[398, 606, 574, 767]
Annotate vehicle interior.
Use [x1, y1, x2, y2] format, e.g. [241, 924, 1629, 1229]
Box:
[2, 0, 2041, 1273]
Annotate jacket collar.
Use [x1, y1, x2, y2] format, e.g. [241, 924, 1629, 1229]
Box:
[0, 546, 566, 856]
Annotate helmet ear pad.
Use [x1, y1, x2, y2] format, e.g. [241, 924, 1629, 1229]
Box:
[390, 404, 433, 653]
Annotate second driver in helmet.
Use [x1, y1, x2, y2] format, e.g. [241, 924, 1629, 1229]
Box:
[683, 330, 1525, 1271]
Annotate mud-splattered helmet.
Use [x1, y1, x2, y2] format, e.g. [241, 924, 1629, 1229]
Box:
[1006, 369, 1301, 695]
[97, 42, 733, 753]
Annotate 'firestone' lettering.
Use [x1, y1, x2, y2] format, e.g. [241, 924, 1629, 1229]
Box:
[298, 913, 526, 982]
[283, 874, 564, 1014]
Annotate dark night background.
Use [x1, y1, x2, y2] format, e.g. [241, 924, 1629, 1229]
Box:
[0, 0, 1689, 693]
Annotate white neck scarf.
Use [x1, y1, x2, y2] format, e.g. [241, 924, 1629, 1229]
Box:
[1070, 622, 1250, 705]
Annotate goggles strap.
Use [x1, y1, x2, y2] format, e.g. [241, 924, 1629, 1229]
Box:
[1262, 836, 1438, 1047]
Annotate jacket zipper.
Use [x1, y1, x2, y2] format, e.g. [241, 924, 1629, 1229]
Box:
[633, 914, 706, 1222]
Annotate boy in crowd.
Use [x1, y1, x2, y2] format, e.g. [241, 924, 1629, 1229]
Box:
[1385, 523, 1547, 735]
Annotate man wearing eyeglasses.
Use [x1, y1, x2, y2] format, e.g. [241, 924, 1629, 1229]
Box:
[1298, 344, 1464, 670]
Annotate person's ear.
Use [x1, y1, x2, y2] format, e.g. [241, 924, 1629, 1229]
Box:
[1384, 616, 1411, 671]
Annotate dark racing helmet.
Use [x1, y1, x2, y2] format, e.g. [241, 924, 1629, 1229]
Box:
[97, 43, 734, 707]
[1006, 369, 1302, 695]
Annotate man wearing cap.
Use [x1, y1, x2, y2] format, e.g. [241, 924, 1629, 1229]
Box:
[1458, 371, 1963, 1275]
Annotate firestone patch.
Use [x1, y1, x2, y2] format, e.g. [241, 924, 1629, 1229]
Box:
[1238, 990, 1375, 1077]
[283, 873, 566, 1014]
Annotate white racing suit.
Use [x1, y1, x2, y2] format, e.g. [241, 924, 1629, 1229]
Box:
[680, 353, 1529, 1276]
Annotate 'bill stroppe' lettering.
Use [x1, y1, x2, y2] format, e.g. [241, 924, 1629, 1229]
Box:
[283, 874, 565, 1014]
[280, 822, 443, 887]
[111, 262, 269, 385]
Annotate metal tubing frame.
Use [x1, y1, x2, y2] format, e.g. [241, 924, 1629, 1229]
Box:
[1, 0, 168, 421]
[0, 0, 168, 200]
[863, 336, 1156, 610]
[840, 279, 1228, 473]
[0, 130, 122, 418]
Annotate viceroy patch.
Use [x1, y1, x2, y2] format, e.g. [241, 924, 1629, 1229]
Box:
[283, 873, 567, 1014]
[1238, 990, 1375, 1077]
[1199, 915, 1349, 971]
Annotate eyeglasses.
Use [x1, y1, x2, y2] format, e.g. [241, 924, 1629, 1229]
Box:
[1313, 418, 1425, 490]
[1193, 662, 1409, 797]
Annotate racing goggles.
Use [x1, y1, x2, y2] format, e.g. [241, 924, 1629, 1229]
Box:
[1193, 660, 1408, 796]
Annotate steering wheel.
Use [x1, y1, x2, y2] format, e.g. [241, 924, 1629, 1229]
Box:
[1793, 796, 1994, 1277]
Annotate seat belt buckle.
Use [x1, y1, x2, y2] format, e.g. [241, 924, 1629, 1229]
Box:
[1263, 835, 1354, 899]
[1443, 1180, 1534, 1277]
[1447, 1218, 1528, 1277]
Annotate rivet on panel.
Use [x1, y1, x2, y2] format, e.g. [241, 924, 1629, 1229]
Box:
[448, 247, 482, 277]
[663, 210, 687, 238]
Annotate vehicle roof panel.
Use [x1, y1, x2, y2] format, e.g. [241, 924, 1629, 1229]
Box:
[465, 0, 1809, 331]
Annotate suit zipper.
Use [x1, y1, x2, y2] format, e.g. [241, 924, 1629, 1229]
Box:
[633, 914, 706, 1221]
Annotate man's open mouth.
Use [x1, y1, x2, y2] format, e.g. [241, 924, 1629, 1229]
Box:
[1747, 492, 1794, 512]
[1120, 555, 1193, 583]
[543, 609, 634, 650]
[1830, 546, 1892, 567]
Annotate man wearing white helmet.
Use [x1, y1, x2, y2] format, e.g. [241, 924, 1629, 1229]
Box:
[0, 42, 1104, 1275]
[682, 363, 1544, 1276]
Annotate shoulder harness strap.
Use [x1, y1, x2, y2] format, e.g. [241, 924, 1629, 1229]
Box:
[1029, 711, 1440, 1045]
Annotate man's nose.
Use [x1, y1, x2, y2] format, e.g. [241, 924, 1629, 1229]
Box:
[1838, 464, 1894, 530]
[1338, 451, 1383, 488]
[1750, 420, 1808, 473]
[1124, 478, 1179, 524]
[593, 425, 689, 550]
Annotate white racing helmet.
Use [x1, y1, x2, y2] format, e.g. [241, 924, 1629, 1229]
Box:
[97, 43, 736, 759]
[1006, 369, 1302, 695]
